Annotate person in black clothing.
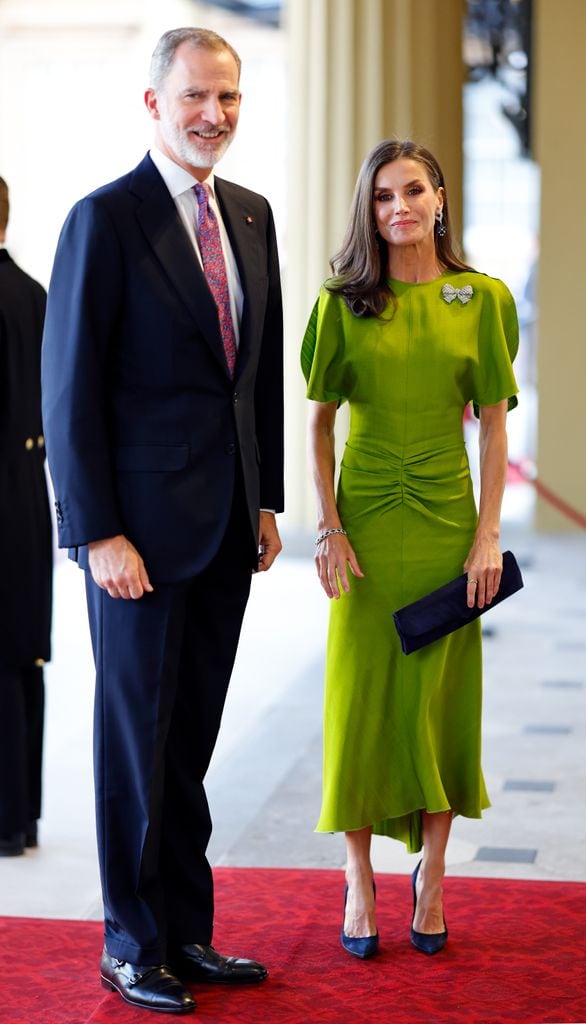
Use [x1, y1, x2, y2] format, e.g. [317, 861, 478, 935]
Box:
[0, 176, 52, 857]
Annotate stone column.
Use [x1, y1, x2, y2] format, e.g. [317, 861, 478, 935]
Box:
[284, 0, 466, 531]
[533, 0, 586, 530]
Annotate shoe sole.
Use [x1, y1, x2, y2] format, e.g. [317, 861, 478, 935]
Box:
[100, 976, 196, 1014]
[172, 969, 268, 985]
[410, 933, 448, 955]
[342, 947, 379, 960]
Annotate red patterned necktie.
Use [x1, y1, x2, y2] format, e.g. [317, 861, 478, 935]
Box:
[193, 182, 237, 378]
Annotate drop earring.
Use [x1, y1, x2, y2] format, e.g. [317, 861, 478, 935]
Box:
[436, 209, 447, 237]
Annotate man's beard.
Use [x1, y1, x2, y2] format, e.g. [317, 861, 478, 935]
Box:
[162, 119, 234, 169]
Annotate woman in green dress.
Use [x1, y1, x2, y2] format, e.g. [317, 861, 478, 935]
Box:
[302, 139, 518, 959]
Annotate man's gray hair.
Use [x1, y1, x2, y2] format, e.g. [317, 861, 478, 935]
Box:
[149, 27, 242, 91]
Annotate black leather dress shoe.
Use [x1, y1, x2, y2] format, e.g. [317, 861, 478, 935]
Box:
[170, 944, 268, 984]
[0, 832, 25, 857]
[100, 948, 196, 1014]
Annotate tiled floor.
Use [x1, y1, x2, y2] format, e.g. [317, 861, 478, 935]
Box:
[0, 521, 584, 922]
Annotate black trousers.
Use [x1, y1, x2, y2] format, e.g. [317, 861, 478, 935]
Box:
[85, 483, 253, 964]
[0, 664, 44, 834]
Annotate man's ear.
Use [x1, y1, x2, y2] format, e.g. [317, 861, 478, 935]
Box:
[144, 88, 161, 121]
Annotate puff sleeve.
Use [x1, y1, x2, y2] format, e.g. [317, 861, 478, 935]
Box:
[471, 277, 519, 416]
[300, 287, 348, 404]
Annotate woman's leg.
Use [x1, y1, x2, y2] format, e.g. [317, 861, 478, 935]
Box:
[413, 810, 452, 933]
[344, 826, 377, 937]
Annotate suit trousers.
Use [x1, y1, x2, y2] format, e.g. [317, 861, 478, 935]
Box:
[85, 478, 253, 964]
[0, 664, 44, 834]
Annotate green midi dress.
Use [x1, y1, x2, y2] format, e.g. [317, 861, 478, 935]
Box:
[301, 271, 519, 853]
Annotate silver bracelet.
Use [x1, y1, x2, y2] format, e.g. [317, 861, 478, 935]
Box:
[315, 527, 347, 546]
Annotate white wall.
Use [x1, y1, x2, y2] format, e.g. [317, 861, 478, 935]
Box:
[0, 0, 286, 287]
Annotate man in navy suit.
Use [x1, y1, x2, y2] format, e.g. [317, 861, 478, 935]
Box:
[41, 27, 283, 1015]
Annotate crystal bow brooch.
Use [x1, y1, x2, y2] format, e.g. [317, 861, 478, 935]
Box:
[441, 283, 474, 305]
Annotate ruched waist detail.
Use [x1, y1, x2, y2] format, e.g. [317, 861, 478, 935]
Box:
[339, 436, 472, 524]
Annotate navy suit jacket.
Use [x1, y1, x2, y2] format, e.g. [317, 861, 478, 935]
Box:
[41, 154, 284, 583]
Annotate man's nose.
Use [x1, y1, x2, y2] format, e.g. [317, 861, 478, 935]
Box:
[201, 96, 225, 124]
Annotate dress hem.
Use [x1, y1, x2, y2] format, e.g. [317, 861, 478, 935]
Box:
[315, 799, 491, 837]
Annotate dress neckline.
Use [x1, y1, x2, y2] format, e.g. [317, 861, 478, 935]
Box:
[387, 270, 455, 288]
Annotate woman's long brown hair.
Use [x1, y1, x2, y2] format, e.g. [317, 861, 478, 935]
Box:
[327, 139, 474, 318]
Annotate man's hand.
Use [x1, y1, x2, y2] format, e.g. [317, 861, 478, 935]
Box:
[88, 534, 154, 599]
[256, 512, 282, 572]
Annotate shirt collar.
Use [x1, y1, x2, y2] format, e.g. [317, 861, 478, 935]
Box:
[149, 146, 216, 200]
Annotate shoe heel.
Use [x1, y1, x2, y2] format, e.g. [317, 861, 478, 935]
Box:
[410, 861, 448, 955]
[341, 882, 379, 959]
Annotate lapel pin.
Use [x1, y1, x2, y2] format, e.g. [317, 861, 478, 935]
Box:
[244, 215, 253, 224]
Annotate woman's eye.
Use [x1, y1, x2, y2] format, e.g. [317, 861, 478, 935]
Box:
[376, 192, 393, 202]
[408, 187, 423, 195]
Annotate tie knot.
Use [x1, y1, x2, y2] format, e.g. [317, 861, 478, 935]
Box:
[194, 182, 210, 206]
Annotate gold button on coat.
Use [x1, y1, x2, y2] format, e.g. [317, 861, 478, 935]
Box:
[25, 437, 34, 450]
[37, 435, 45, 448]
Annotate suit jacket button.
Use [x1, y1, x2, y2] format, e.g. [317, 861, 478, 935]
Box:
[232, 392, 239, 404]
[25, 437, 34, 450]
[37, 435, 45, 448]
[225, 442, 236, 455]
[34, 658, 45, 667]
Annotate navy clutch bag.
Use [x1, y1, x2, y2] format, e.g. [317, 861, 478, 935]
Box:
[392, 550, 524, 655]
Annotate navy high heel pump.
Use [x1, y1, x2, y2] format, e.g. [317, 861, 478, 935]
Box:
[341, 882, 379, 959]
[410, 861, 448, 954]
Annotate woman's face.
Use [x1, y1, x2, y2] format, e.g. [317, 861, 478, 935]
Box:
[372, 158, 443, 248]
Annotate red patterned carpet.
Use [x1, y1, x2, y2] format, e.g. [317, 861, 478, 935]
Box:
[1, 868, 585, 1024]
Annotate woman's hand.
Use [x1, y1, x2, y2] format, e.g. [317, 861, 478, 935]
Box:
[315, 533, 364, 599]
[307, 400, 364, 597]
[466, 399, 508, 608]
[463, 536, 503, 609]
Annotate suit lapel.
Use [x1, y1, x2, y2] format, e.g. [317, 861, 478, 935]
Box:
[130, 155, 229, 376]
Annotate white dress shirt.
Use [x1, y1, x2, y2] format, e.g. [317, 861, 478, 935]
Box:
[149, 146, 244, 344]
